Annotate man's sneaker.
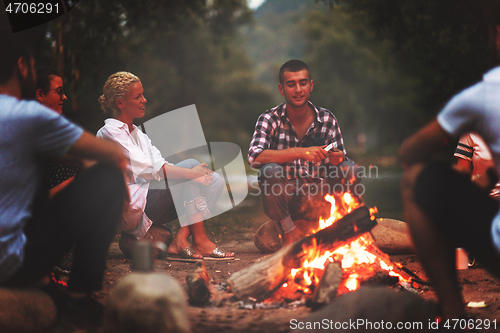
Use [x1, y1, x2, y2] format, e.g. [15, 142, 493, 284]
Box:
[41, 280, 104, 326]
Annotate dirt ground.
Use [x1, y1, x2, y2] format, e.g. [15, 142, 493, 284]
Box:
[45, 195, 500, 333]
[86, 236, 499, 333]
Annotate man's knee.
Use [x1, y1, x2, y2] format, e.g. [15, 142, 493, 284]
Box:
[258, 163, 284, 184]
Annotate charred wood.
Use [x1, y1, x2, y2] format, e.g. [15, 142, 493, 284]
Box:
[310, 262, 342, 310]
[186, 261, 211, 306]
[228, 207, 375, 300]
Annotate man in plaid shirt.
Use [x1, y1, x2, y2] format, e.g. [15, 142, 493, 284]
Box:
[248, 60, 354, 246]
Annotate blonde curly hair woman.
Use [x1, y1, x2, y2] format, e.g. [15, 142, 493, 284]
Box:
[97, 72, 234, 259]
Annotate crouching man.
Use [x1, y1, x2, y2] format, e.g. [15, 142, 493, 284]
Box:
[248, 60, 358, 248]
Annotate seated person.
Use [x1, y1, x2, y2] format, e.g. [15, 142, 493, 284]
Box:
[399, 65, 500, 320]
[35, 68, 83, 195]
[248, 60, 356, 246]
[35, 68, 67, 115]
[35, 68, 81, 272]
[97, 71, 234, 259]
[0, 31, 127, 324]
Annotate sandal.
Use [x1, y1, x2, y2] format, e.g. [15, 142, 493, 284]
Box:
[203, 247, 235, 261]
[165, 247, 203, 262]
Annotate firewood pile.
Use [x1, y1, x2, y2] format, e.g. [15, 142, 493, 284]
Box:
[226, 207, 422, 309]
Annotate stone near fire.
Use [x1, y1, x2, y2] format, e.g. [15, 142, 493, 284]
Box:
[372, 218, 415, 254]
[254, 220, 283, 254]
[293, 287, 438, 333]
[103, 272, 190, 333]
[0, 287, 57, 331]
[254, 219, 319, 254]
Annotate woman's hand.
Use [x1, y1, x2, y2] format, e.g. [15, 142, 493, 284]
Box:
[191, 163, 214, 186]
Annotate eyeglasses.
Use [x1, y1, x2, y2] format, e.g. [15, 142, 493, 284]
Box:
[49, 88, 65, 97]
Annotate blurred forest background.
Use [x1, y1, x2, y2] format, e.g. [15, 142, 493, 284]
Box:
[24, 0, 500, 156]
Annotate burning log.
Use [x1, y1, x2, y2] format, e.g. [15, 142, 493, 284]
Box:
[310, 262, 342, 310]
[186, 261, 211, 305]
[227, 207, 375, 301]
[360, 270, 400, 287]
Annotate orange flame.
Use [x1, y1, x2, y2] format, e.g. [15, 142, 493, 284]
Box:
[277, 192, 412, 299]
[345, 274, 359, 291]
[317, 193, 363, 231]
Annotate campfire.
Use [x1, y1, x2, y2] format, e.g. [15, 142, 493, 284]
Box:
[228, 192, 418, 307]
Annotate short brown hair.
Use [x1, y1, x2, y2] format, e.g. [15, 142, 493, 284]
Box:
[279, 60, 310, 84]
[35, 68, 61, 95]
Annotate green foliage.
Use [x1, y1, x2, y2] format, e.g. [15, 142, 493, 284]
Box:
[245, 0, 324, 93]
[35, 0, 496, 152]
[303, 8, 425, 146]
[345, 0, 496, 112]
[245, 0, 497, 147]
[246, 1, 426, 146]
[37, 0, 272, 149]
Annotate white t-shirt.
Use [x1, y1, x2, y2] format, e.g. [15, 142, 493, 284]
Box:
[438, 66, 500, 254]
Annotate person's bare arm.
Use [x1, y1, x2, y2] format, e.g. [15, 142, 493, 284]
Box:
[455, 158, 472, 175]
[253, 146, 329, 166]
[49, 177, 75, 198]
[253, 145, 345, 168]
[399, 120, 453, 169]
[66, 131, 127, 171]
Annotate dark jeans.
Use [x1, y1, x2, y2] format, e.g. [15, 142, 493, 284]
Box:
[145, 159, 224, 227]
[414, 162, 500, 278]
[145, 186, 178, 226]
[1, 164, 126, 293]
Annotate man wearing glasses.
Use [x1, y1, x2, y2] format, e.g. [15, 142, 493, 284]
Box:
[35, 68, 67, 114]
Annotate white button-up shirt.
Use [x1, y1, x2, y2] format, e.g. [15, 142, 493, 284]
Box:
[97, 118, 172, 238]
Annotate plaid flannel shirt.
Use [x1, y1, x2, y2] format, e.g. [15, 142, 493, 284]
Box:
[248, 102, 346, 180]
